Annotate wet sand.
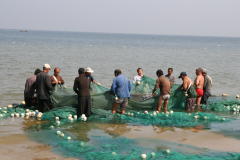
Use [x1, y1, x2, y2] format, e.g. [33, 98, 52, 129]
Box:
[97, 123, 240, 153]
[0, 118, 78, 160]
[1, 118, 240, 160]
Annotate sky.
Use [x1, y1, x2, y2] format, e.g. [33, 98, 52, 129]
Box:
[1, 0, 240, 37]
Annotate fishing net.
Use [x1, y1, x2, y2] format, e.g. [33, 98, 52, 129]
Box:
[50, 76, 186, 111]
[25, 120, 240, 160]
[1, 76, 240, 160]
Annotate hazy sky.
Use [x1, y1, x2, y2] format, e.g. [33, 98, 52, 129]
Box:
[1, 0, 240, 37]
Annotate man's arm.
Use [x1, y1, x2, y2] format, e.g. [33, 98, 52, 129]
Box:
[60, 76, 64, 84]
[111, 78, 117, 95]
[152, 79, 159, 94]
[73, 78, 79, 94]
[182, 78, 188, 91]
[46, 76, 53, 91]
[128, 80, 132, 92]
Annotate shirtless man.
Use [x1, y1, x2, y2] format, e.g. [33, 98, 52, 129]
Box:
[194, 68, 205, 111]
[152, 69, 171, 113]
[50, 67, 64, 87]
[179, 72, 195, 112]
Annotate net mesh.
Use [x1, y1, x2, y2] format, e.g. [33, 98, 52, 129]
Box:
[1, 76, 240, 160]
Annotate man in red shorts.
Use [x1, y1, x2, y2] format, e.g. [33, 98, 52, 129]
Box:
[194, 68, 205, 111]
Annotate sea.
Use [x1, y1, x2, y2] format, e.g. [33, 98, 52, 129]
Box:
[0, 29, 240, 106]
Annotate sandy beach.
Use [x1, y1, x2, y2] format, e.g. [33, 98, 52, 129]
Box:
[97, 123, 240, 153]
[1, 118, 240, 160]
[0, 118, 78, 160]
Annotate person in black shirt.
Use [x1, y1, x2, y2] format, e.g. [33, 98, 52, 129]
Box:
[36, 64, 53, 112]
[73, 68, 92, 117]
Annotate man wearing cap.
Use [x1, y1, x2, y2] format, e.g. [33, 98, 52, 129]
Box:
[24, 68, 42, 107]
[201, 68, 213, 104]
[85, 67, 101, 85]
[50, 67, 65, 87]
[111, 69, 131, 114]
[179, 72, 196, 112]
[36, 64, 53, 112]
[152, 69, 171, 113]
[73, 68, 92, 117]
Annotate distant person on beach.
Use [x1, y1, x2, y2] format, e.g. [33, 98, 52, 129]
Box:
[179, 72, 196, 112]
[73, 68, 92, 117]
[152, 69, 171, 113]
[133, 68, 144, 84]
[194, 68, 205, 111]
[50, 67, 64, 87]
[201, 68, 213, 104]
[36, 64, 53, 112]
[24, 68, 42, 107]
[165, 68, 175, 87]
[85, 67, 101, 85]
[111, 69, 131, 114]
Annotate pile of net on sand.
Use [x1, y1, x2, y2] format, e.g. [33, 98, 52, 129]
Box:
[1, 75, 240, 160]
[25, 119, 240, 160]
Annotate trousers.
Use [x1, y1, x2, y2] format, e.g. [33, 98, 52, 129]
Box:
[77, 96, 91, 117]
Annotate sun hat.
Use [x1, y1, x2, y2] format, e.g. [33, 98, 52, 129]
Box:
[43, 64, 51, 69]
[85, 67, 94, 73]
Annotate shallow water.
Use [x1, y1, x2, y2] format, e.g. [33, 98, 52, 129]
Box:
[1, 29, 240, 106]
[1, 29, 240, 159]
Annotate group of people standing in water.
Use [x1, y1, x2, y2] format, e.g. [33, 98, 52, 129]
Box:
[24, 64, 212, 118]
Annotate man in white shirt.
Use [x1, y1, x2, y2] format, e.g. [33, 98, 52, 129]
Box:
[133, 68, 144, 84]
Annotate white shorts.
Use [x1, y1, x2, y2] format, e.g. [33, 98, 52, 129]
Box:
[162, 94, 170, 100]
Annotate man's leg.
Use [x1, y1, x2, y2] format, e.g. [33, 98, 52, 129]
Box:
[120, 98, 128, 114]
[77, 96, 84, 117]
[163, 99, 169, 113]
[157, 96, 163, 112]
[112, 103, 119, 114]
[85, 96, 92, 117]
[24, 97, 31, 107]
[196, 96, 202, 111]
[38, 99, 44, 112]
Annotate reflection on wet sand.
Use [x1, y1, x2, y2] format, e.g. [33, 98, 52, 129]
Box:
[67, 121, 240, 153]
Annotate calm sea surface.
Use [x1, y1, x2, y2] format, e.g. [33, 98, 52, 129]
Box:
[0, 29, 240, 106]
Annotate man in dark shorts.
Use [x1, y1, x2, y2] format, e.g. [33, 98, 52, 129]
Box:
[152, 69, 171, 113]
[179, 72, 196, 112]
[111, 69, 131, 114]
[36, 64, 53, 112]
[24, 68, 41, 107]
[73, 68, 92, 117]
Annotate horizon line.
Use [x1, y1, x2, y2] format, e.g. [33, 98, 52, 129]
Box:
[1, 27, 240, 39]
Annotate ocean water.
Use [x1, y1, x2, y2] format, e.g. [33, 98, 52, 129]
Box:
[0, 29, 240, 106]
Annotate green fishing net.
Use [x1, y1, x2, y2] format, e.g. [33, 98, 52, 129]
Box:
[1, 76, 240, 160]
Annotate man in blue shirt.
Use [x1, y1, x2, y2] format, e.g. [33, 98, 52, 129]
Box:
[111, 69, 131, 114]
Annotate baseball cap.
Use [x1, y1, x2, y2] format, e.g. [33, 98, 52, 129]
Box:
[178, 72, 187, 78]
